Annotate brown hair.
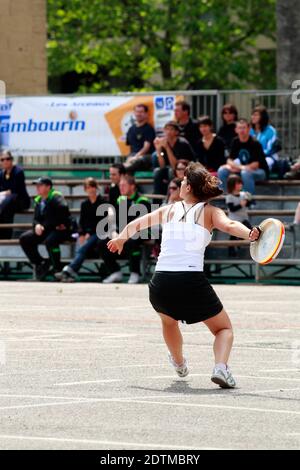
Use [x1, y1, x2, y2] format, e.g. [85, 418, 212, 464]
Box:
[251, 105, 269, 131]
[222, 103, 238, 122]
[169, 178, 182, 190]
[227, 174, 242, 193]
[84, 177, 98, 189]
[198, 115, 213, 128]
[0, 150, 13, 160]
[120, 173, 137, 187]
[175, 100, 191, 115]
[237, 118, 250, 127]
[184, 162, 223, 201]
[134, 103, 149, 113]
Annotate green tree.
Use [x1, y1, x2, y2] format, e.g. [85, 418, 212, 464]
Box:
[47, 0, 276, 93]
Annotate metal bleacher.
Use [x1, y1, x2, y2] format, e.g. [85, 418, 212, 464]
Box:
[0, 165, 299, 283]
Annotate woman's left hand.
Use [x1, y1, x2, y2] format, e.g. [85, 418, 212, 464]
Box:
[107, 237, 125, 255]
[249, 227, 261, 241]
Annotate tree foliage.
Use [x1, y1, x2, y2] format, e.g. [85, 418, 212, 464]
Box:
[47, 0, 276, 92]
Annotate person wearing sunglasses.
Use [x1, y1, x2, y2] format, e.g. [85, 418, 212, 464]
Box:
[166, 178, 182, 204]
[174, 159, 189, 181]
[217, 104, 238, 152]
[0, 151, 30, 239]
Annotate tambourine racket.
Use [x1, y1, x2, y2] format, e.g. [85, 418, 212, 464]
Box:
[250, 218, 285, 265]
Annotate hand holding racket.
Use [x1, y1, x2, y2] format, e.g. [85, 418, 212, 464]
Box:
[249, 218, 285, 265]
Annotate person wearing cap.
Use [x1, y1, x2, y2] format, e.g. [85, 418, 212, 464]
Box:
[0, 151, 30, 239]
[153, 121, 195, 195]
[19, 177, 72, 280]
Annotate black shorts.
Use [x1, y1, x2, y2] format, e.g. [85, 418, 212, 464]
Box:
[149, 271, 223, 324]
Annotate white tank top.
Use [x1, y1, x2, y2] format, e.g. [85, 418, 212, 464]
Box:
[155, 201, 212, 272]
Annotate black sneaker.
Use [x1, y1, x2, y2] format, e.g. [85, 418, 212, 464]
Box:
[34, 259, 51, 281]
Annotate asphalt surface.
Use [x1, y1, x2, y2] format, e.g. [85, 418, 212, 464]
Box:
[0, 281, 299, 450]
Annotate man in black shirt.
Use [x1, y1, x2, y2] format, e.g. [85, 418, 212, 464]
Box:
[217, 119, 268, 194]
[153, 121, 195, 195]
[174, 100, 201, 153]
[124, 104, 156, 173]
[0, 151, 30, 238]
[19, 177, 72, 280]
[55, 178, 106, 282]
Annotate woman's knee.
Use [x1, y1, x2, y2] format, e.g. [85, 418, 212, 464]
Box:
[204, 309, 233, 336]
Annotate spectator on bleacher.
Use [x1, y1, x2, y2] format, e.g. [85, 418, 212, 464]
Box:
[174, 159, 189, 181]
[250, 105, 279, 172]
[174, 100, 201, 153]
[124, 104, 156, 173]
[196, 116, 226, 173]
[101, 174, 151, 284]
[284, 159, 300, 180]
[226, 175, 252, 257]
[0, 151, 30, 239]
[217, 118, 269, 194]
[55, 178, 106, 282]
[106, 163, 126, 207]
[153, 121, 195, 195]
[166, 178, 182, 204]
[226, 175, 252, 226]
[217, 104, 238, 152]
[19, 177, 72, 280]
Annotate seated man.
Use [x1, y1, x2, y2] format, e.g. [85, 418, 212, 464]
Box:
[55, 177, 106, 282]
[124, 104, 156, 173]
[153, 121, 195, 195]
[217, 118, 269, 194]
[174, 100, 201, 153]
[101, 174, 151, 284]
[19, 177, 72, 280]
[0, 151, 30, 239]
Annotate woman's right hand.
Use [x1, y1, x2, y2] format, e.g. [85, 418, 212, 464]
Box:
[107, 237, 125, 255]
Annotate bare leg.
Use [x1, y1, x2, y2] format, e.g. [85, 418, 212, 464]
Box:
[159, 313, 184, 365]
[204, 309, 234, 365]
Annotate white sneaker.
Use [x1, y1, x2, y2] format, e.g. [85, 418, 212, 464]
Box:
[211, 365, 236, 388]
[102, 271, 123, 283]
[128, 272, 140, 284]
[168, 353, 189, 378]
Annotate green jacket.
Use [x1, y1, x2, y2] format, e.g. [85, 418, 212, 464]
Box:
[116, 191, 151, 231]
[33, 188, 71, 232]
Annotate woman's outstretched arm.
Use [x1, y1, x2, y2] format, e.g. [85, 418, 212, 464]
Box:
[107, 205, 170, 254]
[211, 206, 259, 240]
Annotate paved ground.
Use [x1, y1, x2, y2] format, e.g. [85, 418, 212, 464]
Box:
[0, 281, 299, 450]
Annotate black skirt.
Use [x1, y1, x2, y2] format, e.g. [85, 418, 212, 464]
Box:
[149, 271, 223, 324]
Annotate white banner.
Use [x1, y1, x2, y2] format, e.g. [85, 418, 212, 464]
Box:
[0, 94, 181, 157]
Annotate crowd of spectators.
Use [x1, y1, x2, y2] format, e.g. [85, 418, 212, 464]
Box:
[0, 99, 299, 282]
[123, 101, 287, 197]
